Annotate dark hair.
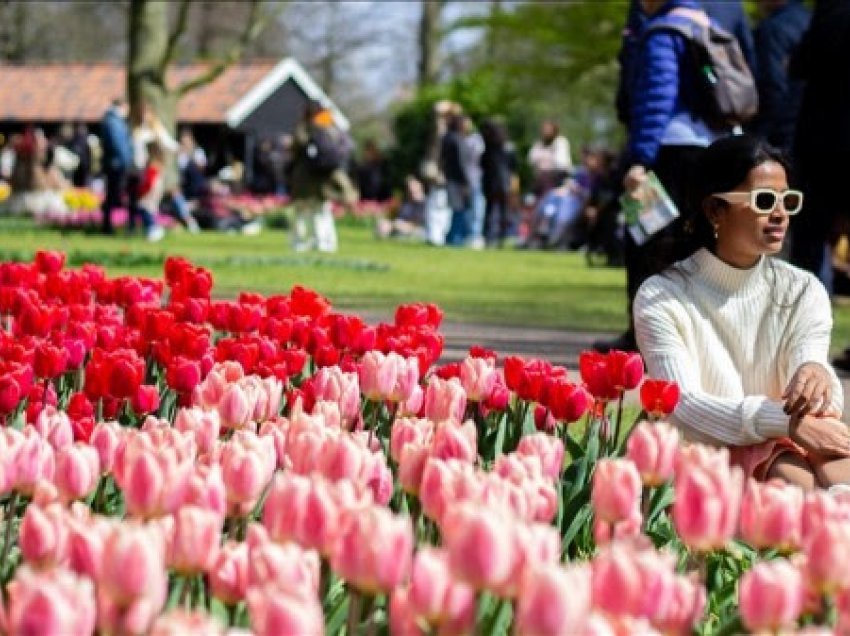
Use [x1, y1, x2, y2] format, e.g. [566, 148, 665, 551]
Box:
[667, 134, 804, 307]
[678, 134, 791, 263]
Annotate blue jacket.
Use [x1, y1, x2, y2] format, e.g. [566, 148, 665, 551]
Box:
[100, 107, 132, 173]
[628, 0, 709, 167]
[752, 0, 810, 152]
[617, 0, 756, 130]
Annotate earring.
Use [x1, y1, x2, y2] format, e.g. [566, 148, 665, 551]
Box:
[713, 224, 719, 240]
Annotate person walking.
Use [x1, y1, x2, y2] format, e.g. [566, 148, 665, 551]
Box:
[461, 117, 486, 249]
[594, 0, 735, 353]
[480, 118, 515, 247]
[288, 100, 357, 252]
[752, 0, 811, 153]
[99, 99, 132, 235]
[441, 113, 472, 247]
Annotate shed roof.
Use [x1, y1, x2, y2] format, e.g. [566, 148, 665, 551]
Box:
[0, 58, 349, 129]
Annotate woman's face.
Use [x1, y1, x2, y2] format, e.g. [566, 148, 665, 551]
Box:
[710, 160, 791, 267]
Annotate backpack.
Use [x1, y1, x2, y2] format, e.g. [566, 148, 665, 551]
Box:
[645, 11, 758, 130]
[304, 124, 343, 174]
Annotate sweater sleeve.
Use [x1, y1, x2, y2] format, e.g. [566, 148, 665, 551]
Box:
[628, 31, 681, 167]
[634, 278, 790, 445]
[785, 276, 844, 414]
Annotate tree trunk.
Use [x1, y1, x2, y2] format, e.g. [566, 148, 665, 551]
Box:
[128, 0, 178, 186]
[197, 1, 214, 58]
[418, 0, 442, 88]
[486, 0, 502, 60]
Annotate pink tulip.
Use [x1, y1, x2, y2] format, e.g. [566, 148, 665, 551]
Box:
[359, 351, 419, 403]
[208, 540, 249, 605]
[407, 548, 475, 630]
[256, 375, 283, 422]
[0, 428, 23, 495]
[331, 504, 414, 593]
[263, 472, 346, 553]
[90, 420, 123, 474]
[802, 490, 850, 544]
[119, 444, 193, 519]
[739, 559, 804, 632]
[499, 522, 561, 598]
[175, 407, 221, 456]
[516, 563, 591, 636]
[389, 589, 422, 636]
[184, 462, 227, 517]
[674, 443, 730, 477]
[5, 565, 96, 636]
[625, 421, 679, 486]
[19, 502, 67, 568]
[259, 417, 291, 469]
[150, 610, 225, 636]
[166, 505, 223, 575]
[311, 400, 343, 429]
[673, 461, 743, 552]
[399, 442, 431, 495]
[459, 355, 496, 402]
[423, 376, 467, 423]
[419, 458, 481, 525]
[591, 543, 676, 619]
[443, 503, 516, 591]
[592, 458, 642, 524]
[192, 364, 231, 410]
[390, 417, 433, 463]
[219, 383, 253, 430]
[247, 538, 321, 598]
[431, 420, 477, 463]
[312, 365, 361, 426]
[220, 430, 276, 516]
[53, 442, 100, 502]
[739, 478, 803, 551]
[804, 518, 850, 593]
[98, 522, 167, 607]
[593, 508, 643, 546]
[14, 427, 55, 495]
[317, 433, 366, 482]
[651, 573, 706, 635]
[32, 405, 73, 450]
[246, 586, 324, 636]
[400, 384, 424, 418]
[67, 505, 112, 579]
[517, 433, 565, 481]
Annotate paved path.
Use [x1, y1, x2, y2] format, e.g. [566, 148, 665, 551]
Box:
[360, 312, 850, 421]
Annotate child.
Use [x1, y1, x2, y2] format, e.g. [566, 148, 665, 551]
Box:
[136, 141, 165, 242]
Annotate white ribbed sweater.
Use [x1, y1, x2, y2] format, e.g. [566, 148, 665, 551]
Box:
[634, 249, 844, 446]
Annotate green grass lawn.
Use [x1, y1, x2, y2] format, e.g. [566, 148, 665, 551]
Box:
[3, 217, 850, 354]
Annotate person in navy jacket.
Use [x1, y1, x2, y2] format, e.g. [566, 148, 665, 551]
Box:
[99, 99, 132, 236]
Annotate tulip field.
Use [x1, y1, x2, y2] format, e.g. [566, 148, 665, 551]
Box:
[0, 249, 847, 635]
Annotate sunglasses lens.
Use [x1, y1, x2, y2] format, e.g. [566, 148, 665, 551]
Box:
[783, 191, 802, 213]
[754, 190, 778, 213]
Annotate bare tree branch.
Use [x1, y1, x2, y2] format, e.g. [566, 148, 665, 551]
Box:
[160, 0, 192, 72]
[175, 0, 273, 97]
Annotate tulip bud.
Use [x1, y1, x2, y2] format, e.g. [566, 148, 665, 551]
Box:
[591, 458, 641, 524]
[739, 559, 804, 632]
[625, 421, 679, 487]
[516, 563, 591, 636]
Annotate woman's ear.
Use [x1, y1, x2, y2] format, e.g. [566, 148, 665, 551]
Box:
[702, 196, 724, 227]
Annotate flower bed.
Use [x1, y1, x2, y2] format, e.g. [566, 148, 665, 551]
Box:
[0, 251, 840, 634]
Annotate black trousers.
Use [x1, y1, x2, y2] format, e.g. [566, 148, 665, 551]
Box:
[483, 192, 509, 243]
[624, 144, 706, 338]
[101, 169, 126, 234]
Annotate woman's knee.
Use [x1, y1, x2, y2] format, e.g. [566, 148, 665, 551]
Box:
[766, 453, 817, 491]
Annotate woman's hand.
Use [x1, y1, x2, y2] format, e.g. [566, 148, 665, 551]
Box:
[623, 165, 647, 194]
[783, 362, 833, 417]
[789, 413, 850, 458]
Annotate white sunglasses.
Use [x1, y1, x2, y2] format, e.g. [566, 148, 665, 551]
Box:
[713, 188, 804, 215]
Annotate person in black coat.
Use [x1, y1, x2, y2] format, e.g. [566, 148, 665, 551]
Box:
[752, 0, 811, 152]
[480, 119, 516, 247]
[789, 0, 850, 286]
[440, 114, 472, 246]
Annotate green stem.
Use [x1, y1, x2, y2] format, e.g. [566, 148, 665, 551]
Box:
[641, 485, 652, 531]
[1, 491, 20, 592]
[611, 392, 625, 455]
[179, 575, 193, 608]
[347, 588, 363, 636]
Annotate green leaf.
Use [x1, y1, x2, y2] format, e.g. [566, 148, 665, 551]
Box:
[645, 482, 675, 528]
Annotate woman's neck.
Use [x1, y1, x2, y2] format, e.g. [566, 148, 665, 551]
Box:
[713, 246, 761, 270]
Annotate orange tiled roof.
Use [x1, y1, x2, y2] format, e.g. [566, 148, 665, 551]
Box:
[0, 61, 279, 123]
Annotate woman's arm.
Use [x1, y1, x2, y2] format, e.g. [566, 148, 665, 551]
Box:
[784, 277, 844, 415]
[634, 281, 789, 446]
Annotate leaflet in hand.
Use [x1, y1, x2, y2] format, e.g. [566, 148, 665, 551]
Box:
[620, 172, 679, 246]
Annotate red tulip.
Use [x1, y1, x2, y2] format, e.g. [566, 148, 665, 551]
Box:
[34, 341, 68, 379]
[166, 357, 202, 395]
[0, 375, 22, 415]
[132, 385, 161, 415]
[640, 380, 680, 417]
[579, 351, 618, 401]
[108, 354, 144, 400]
[34, 250, 66, 274]
[606, 350, 644, 391]
[543, 377, 592, 423]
